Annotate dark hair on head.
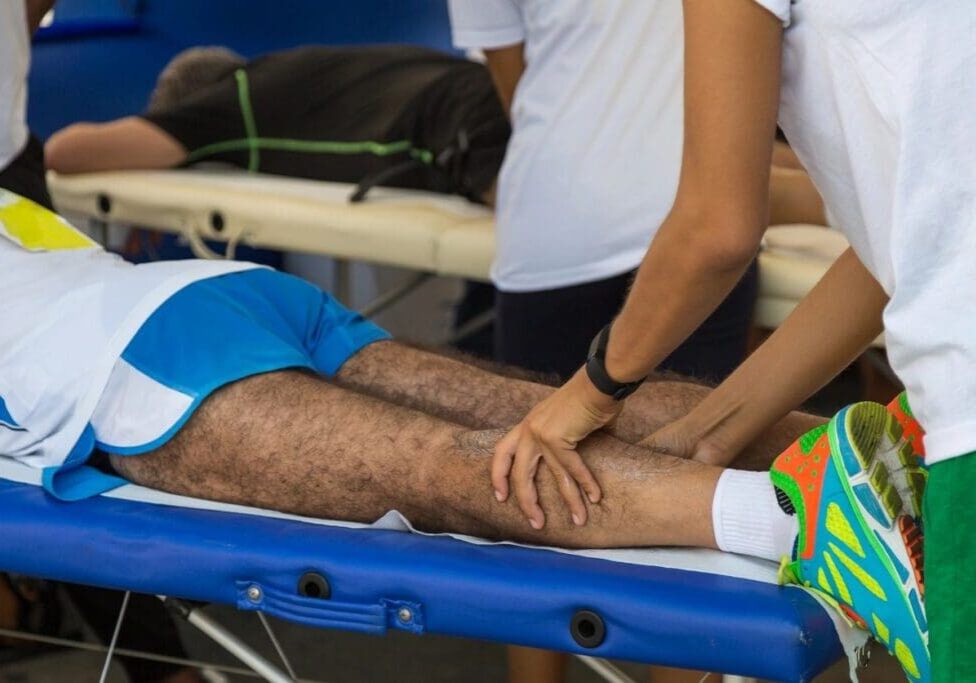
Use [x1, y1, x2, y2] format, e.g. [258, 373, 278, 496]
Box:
[147, 46, 246, 113]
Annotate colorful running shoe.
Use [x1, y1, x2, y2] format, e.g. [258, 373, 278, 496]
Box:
[771, 402, 929, 681]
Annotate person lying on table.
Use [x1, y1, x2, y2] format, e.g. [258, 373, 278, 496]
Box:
[45, 44, 510, 205]
[0, 194, 925, 683]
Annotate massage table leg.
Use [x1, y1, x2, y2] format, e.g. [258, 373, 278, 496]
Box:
[333, 259, 351, 305]
[577, 657, 758, 683]
[359, 271, 433, 318]
[448, 306, 496, 347]
[577, 655, 639, 682]
[87, 217, 109, 246]
[163, 598, 294, 683]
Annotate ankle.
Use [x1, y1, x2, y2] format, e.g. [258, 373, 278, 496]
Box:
[712, 470, 797, 562]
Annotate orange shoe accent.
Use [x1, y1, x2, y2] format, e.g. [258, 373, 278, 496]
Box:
[775, 428, 831, 559]
[887, 394, 926, 461]
[840, 604, 868, 630]
[899, 516, 925, 597]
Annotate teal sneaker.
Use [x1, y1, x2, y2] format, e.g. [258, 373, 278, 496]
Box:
[771, 402, 928, 681]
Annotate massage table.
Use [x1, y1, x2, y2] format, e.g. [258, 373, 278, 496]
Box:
[34, 169, 870, 680]
[0, 458, 854, 682]
[46, 169, 858, 338]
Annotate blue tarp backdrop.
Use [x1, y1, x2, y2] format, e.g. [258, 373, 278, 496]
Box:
[28, 0, 455, 139]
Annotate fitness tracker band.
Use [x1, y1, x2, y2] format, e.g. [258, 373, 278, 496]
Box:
[585, 323, 645, 400]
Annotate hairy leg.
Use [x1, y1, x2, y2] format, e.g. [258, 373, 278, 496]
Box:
[111, 371, 720, 549]
[336, 341, 823, 470]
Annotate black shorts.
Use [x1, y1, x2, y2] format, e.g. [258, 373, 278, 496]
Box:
[495, 261, 760, 383]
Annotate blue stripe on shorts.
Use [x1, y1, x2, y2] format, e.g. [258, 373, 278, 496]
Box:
[45, 269, 390, 500]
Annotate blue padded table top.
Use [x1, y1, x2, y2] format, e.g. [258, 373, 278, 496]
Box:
[0, 477, 842, 681]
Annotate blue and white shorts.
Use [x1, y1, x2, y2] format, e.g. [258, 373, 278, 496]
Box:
[50, 269, 390, 500]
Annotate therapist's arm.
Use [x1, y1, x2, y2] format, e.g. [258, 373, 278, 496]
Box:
[483, 44, 525, 117]
[494, 0, 787, 528]
[476, 45, 524, 206]
[646, 248, 887, 465]
[605, 0, 784, 382]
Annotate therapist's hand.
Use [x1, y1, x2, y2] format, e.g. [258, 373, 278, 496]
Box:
[637, 417, 737, 467]
[493, 368, 622, 529]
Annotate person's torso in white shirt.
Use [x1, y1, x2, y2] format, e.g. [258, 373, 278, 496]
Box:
[0, 2, 30, 170]
[754, 0, 976, 462]
[0, 192, 256, 469]
[449, 0, 684, 292]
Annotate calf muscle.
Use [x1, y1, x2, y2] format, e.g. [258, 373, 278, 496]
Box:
[337, 342, 823, 470]
[112, 370, 720, 549]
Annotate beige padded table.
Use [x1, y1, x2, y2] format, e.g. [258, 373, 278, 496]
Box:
[48, 169, 863, 340]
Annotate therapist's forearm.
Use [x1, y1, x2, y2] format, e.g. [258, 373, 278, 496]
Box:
[484, 44, 525, 117]
[603, 0, 783, 386]
[605, 205, 760, 383]
[683, 248, 887, 461]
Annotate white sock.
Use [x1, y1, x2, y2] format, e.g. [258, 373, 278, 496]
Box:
[711, 469, 798, 562]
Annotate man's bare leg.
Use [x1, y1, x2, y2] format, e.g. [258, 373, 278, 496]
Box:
[335, 341, 823, 470]
[111, 370, 720, 548]
[337, 342, 772, 683]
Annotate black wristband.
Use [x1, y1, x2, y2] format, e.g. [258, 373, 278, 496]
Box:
[585, 324, 645, 400]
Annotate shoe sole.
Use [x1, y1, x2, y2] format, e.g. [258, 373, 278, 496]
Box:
[840, 402, 926, 523]
[829, 402, 927, 680]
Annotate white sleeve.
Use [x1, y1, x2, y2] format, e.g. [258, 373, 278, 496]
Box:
[447, 0, 525, 50]
[750, 0, 792, 26]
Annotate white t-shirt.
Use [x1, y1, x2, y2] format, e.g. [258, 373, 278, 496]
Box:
[0, 191, 256, 471]
[448, 0, 684, 292]
[751, 0, 976, 463]
[0, 2, 30, 170]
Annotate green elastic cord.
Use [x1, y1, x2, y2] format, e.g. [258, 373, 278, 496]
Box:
[187, 137, 434, 165]
[185, 69, 435, 169]
[234, 69, 261, 172]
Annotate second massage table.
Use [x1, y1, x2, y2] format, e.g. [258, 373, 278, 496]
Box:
[46, 169, 855, 335]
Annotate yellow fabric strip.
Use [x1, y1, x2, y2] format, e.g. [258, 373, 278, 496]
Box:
[0, 191, 96, 252]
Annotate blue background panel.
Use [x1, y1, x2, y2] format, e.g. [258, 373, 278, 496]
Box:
[29, 0, 456, 139]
